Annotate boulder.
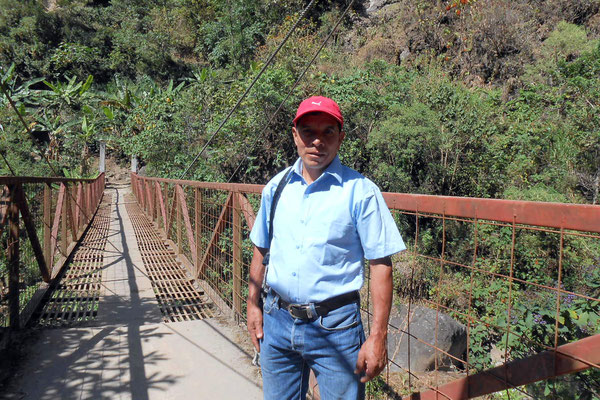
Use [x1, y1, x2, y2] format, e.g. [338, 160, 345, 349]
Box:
[366, 0, 397, 13]
[387, 304, 467, 372]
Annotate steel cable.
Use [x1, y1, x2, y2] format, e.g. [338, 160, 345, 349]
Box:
[227, 0, 357, 183]
[178, 0, 318, 180]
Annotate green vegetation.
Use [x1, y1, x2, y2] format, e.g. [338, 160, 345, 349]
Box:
[1, 0, 599, 397]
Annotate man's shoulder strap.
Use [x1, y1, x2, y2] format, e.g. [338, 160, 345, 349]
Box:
[268, 166, 293, 246]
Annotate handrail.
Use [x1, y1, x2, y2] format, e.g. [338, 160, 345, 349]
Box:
[382, 192, 600, 234]
[0, 176, 98, 184]
[130, 172, 600, 399]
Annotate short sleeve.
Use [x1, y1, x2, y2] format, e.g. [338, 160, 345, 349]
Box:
[249, 185, 271, 249]
[354, 186, 406, 260]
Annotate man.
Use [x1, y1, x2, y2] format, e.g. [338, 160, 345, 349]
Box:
[247, 96, 405, 399]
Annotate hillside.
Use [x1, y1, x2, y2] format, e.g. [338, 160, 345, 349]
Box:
[0, 0, 599, 204]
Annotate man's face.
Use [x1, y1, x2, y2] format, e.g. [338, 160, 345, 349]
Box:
[292, 112, 345, 177]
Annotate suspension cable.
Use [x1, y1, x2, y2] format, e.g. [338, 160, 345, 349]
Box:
[227, 0, 357, 183]
[1, 151, 16, 175]
[178, 0, 319, 180]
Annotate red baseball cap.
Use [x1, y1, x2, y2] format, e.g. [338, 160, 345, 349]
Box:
[293, 96, 344, 129]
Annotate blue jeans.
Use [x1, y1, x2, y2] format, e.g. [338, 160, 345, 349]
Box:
[260, 290, 366, 400]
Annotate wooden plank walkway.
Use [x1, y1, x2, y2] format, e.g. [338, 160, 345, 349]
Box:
[2, 185, 262, 400]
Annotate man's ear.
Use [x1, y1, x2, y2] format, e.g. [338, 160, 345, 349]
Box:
[339, 130, 346, 144]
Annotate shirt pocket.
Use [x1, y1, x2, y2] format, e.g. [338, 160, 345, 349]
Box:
[309, 221, 355, 266]
[318, 302, 359, 331]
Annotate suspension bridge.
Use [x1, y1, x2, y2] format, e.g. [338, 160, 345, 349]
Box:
[0, 171, 598, 399]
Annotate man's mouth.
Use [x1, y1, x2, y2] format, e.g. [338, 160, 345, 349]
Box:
[307, 152, 325, 158]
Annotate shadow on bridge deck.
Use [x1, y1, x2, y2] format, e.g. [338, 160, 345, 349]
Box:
[2, 185, 262, 400]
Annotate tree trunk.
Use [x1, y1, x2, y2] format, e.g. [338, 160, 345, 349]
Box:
[80, 144, 89, 176]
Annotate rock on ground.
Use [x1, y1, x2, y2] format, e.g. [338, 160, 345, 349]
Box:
[387, 304, 467, 372]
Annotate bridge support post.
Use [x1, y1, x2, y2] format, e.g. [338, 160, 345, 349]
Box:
[232, 191, 242, 323]
[131, 155, 138, 173]
[43, 183, 52, 270]
[194, 188, 202, 278]
[61, 184, 67, 255]
[176, 186, 182, 255]
[7, 185, 20, 331]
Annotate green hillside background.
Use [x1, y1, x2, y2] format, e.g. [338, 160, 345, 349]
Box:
[1, 0, 599, 204]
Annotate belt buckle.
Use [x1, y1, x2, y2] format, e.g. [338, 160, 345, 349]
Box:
[288, 304, 313, 319]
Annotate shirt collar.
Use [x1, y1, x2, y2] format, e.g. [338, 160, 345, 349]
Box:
[291, 155, 343, 185]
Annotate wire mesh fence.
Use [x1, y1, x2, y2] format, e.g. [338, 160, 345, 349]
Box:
[131, 173, 600, 399]
[0, 175, 105, 338]
[1, 183, 46, 329]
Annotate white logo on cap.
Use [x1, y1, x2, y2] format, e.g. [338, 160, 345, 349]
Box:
[311, 101, 322, 106]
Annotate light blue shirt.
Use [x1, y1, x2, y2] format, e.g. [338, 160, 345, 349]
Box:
[250, 156, 406, 303]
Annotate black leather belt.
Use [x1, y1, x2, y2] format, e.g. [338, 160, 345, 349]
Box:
[277, 291, 360, 320]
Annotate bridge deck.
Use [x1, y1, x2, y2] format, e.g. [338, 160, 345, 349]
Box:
[4, 185, 262, 399]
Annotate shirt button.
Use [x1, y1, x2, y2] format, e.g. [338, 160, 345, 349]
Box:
[296, 245, 300, 249]
[292, 272, 296, 277]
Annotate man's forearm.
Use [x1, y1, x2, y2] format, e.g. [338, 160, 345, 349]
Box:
[369, 257, 393, 338]
[355, 257, 393, 382]
[248, 246, 267, 306]
[247, 246, 267, 352]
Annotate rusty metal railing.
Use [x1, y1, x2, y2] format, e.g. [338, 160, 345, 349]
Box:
[130, 172, 599, 399]
[0, 174, 105, 339]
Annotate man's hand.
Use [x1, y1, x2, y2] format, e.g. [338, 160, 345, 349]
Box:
[354, 257, 393, 383]
[247, 246, 268, 352]
[247, 302, 264, 352]
[355, 333, 387, 383]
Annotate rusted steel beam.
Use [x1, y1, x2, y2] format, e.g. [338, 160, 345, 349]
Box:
[61, 184, 67, 255]
[176, 185, 197, 258]
[14, 184, 51, 282]
[141, 178, 147, 212]
[195, 188, 202, 276]
[90, 180, 95, 210]
[404, 334, 600, 400]
[176, 185, 182, 253]
[138, 178, 145, 211]
[166, 188, 177, 237]
[43, 184, 52, 271]
[146, 178, 154, 220]
[130, 173, 136, 198]
[7, 184, 20, 330]
[85, 183, 92, 223]
[156, 181, 167, 229]
[383, 193, 600, 233]
[66, 185, 77, 241]
[130, 173, 263, 194]
[49, 183, 66, 268]
[75, 183, 83, 231]
[197, 192, 233, 277]
[233, 191, 242, 321]
[0, 176, 96, 184]
[237, 192, 256, 231]
[134, 175, 141, 205]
